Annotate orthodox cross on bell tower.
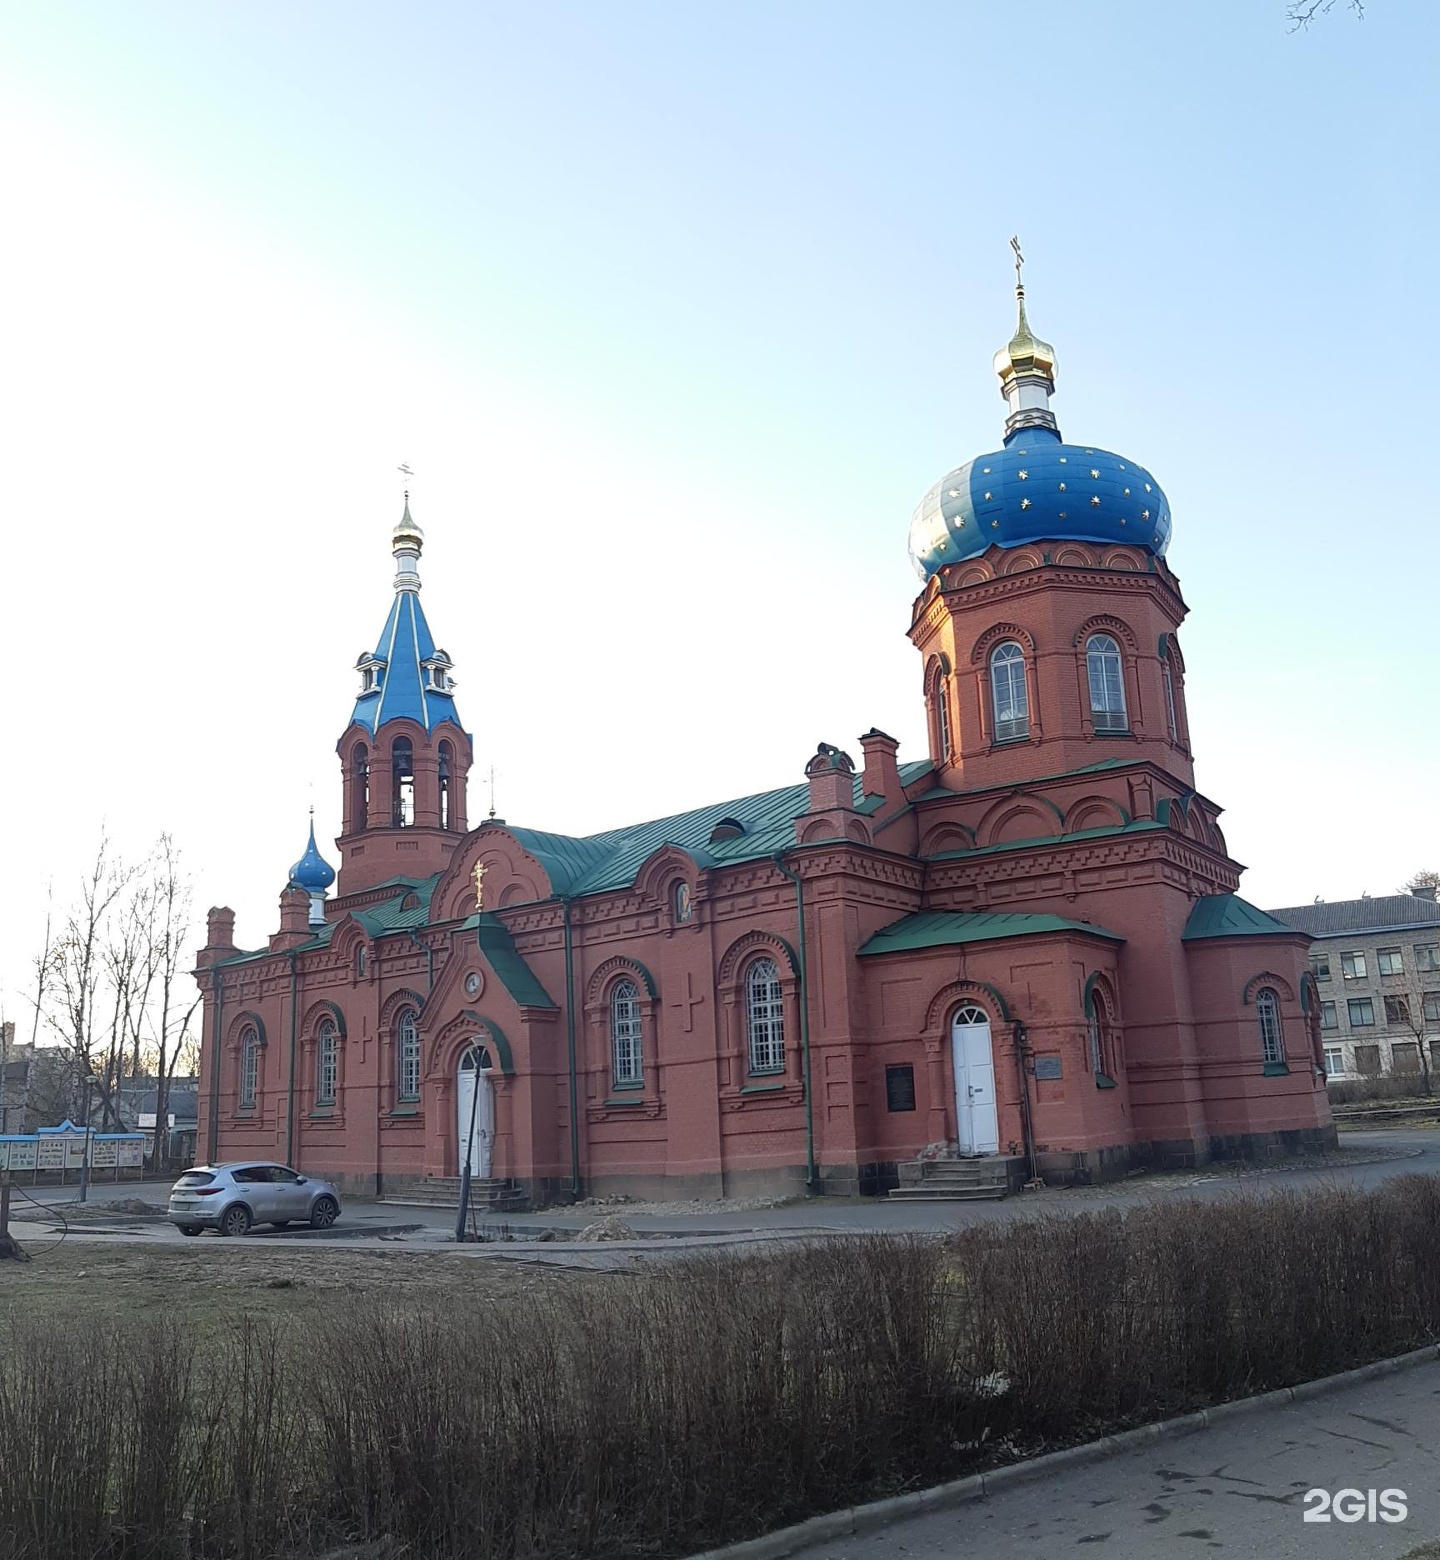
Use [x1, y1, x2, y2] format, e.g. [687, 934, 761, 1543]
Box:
[1010, 234, 1025, 292]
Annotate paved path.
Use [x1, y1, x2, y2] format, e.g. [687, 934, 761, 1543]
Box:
[9, 1131, 1438, 1255]
[788, 1360, 1440, 1560]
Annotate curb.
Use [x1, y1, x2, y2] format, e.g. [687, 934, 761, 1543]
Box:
[682, 1343, 1440, 1560]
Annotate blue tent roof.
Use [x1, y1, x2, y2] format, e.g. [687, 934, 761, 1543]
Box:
[350, 589, 462, 735]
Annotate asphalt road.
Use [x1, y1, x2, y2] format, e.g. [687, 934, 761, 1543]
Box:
[789, 1360, 1440, 1560]
[14, 1129, 1440, 1243]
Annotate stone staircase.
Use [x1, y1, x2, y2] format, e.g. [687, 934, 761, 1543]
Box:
[380, 1175, 526, 1212]
[888, 1155, 1025, 1202]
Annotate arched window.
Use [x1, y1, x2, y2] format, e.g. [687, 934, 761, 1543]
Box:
[990, 641, 1030, 742]
[348, 743, 370, 830]
[1087, 989, 1110, 1077]
[746, 958, 785, 1073]
[396, 1009, 421, 1100]
[936, 675, 952, 758]
[1257, 988, 1285, 1065]
[610, 978, 643, 1087]
[391, 738, 415, 828]
[439, 741, 453, 830]
[1162, 654, 1179, 743]
[316, 1018, 339, 1106]
[1086, 634, 1128, 731]
[239, 1025, 260, 1110]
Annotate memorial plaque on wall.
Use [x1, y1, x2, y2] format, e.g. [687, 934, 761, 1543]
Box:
[1033, 1056, 1063, 1081]
[885, 1064, 917, 1112]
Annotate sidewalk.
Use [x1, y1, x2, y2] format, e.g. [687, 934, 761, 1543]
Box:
[783, 1358, 1440, 1560]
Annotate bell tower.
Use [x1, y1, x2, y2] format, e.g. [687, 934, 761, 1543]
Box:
[335, 501, 473, 895]
[905, 253, 1194, 796]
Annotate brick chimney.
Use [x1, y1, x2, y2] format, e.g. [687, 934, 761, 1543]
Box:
[269, 885, 312, 951]
[858, 728, 901, 804]
[195, 906, 237, 969]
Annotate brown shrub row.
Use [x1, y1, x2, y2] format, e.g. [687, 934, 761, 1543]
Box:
[3, 1176, 1439, 1560]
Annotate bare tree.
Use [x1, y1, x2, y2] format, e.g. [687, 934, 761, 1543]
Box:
[37, 830, 132, 1124]
[1287, 0, 1365, 26]
[139, 837, 200, 1169]
[1402, 868, 1440, 896]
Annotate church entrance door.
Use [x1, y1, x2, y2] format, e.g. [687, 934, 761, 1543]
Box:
[951, 1006, 999, 1156]
[456, 1046, 495, 1178]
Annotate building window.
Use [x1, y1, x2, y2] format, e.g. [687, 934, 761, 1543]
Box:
[1423, 992, 1440, 1025]
[1417, 945, 1440, 973]
[396, 1009, 421, 1100]
[1384, 995, 1412, 1028]
[1354, 1043, 1381, 1075]
[1323, 1047, 1344, 1077]
[1341, 951, 1367, 981]
[1392, 1041, 1421, 1075]
[1348, 997, 1376, 1027]
[1377, 947, 1404, 976]
[439, 741, 453, 831]
[1256, 987, 1284, 1065]
[936, 676, 952, 759]
[746, 958, 785, 1073]
[316, 1019, 339, 1106]
[1162, 653, 1179, 742]
[610, 979, 643, 1088]
[391, 738, 415, 828]
[990, 641, 1030, 742]
[1085, 634, 1128, 732]
[239, 1026, 260, 1110]
[1320, 1000, 1338, 1030]
[1311, 952, 1331, 981]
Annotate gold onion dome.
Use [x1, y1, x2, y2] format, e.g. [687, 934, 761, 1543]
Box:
[993, 286, 1057, 397]
[392, 497, 424, 551]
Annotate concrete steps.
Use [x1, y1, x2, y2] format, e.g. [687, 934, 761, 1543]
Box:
[888, 1156, 1022, 1202]
[380, 1175, 525, 1211]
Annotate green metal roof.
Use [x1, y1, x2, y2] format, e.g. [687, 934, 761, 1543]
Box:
[858, 910, 1125, 957]
[928, 818, 1165, 862]
[475, 913, 556, 1008]
[1183, 894, 1300, 941]
[505, 761, 934, 897]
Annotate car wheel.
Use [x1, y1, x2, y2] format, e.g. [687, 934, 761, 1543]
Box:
[218, 1203, 253, 1238]
[178, 1225, 202, 1237]
[271, 1220, 290, 1229]
[309, 1195, 339, 1230]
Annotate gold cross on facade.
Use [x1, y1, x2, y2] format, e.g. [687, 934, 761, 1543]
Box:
[472, 859, 487, 911]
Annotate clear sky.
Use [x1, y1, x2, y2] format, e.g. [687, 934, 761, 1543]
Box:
[0, 1, 1434, 1023]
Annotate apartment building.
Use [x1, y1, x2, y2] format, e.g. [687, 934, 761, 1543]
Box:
[1267, 892, 1440, 1080]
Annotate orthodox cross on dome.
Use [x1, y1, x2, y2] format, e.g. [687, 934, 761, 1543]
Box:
[397, 463, 414, 500]
[994, 236, 1058, 441]
[486, 764, 498, 821]
[1010, 234, 1024, 291]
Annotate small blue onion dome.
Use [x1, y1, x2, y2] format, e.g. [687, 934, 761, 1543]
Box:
[288, 818, 336, 893]
[907, 424, 1172, 582]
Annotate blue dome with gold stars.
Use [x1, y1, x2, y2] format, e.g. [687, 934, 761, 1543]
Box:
[908, 253, 1172, 582]
[907, 425, 1171, 581]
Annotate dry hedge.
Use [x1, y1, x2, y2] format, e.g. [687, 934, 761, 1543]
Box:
[4, 1176, 1439, 1559]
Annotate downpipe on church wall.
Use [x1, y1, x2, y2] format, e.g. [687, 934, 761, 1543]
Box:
[772, 855, 817, 1191]
[285, 953, 299, 1168]
[206, 969, 224, 1163]
[562, 897, 581, 1198]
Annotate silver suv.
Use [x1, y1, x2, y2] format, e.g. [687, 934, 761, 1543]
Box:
[168, 1162, 342, 1237]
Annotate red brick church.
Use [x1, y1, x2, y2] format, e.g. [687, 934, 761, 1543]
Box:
[194, 274, 1333, 1204]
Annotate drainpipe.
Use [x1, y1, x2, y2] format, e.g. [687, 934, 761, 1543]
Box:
[562, 898, 581, 1198]
[206, 969, 223, 1165]
[1012, 1019, 1038, 1185]
[772, 854, 817, 1192]
[285, 951, 299, 1168]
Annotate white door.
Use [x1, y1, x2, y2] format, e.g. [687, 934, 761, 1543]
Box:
[456, 1048, 494, 1177]
[951, 1006, 999, 1155]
